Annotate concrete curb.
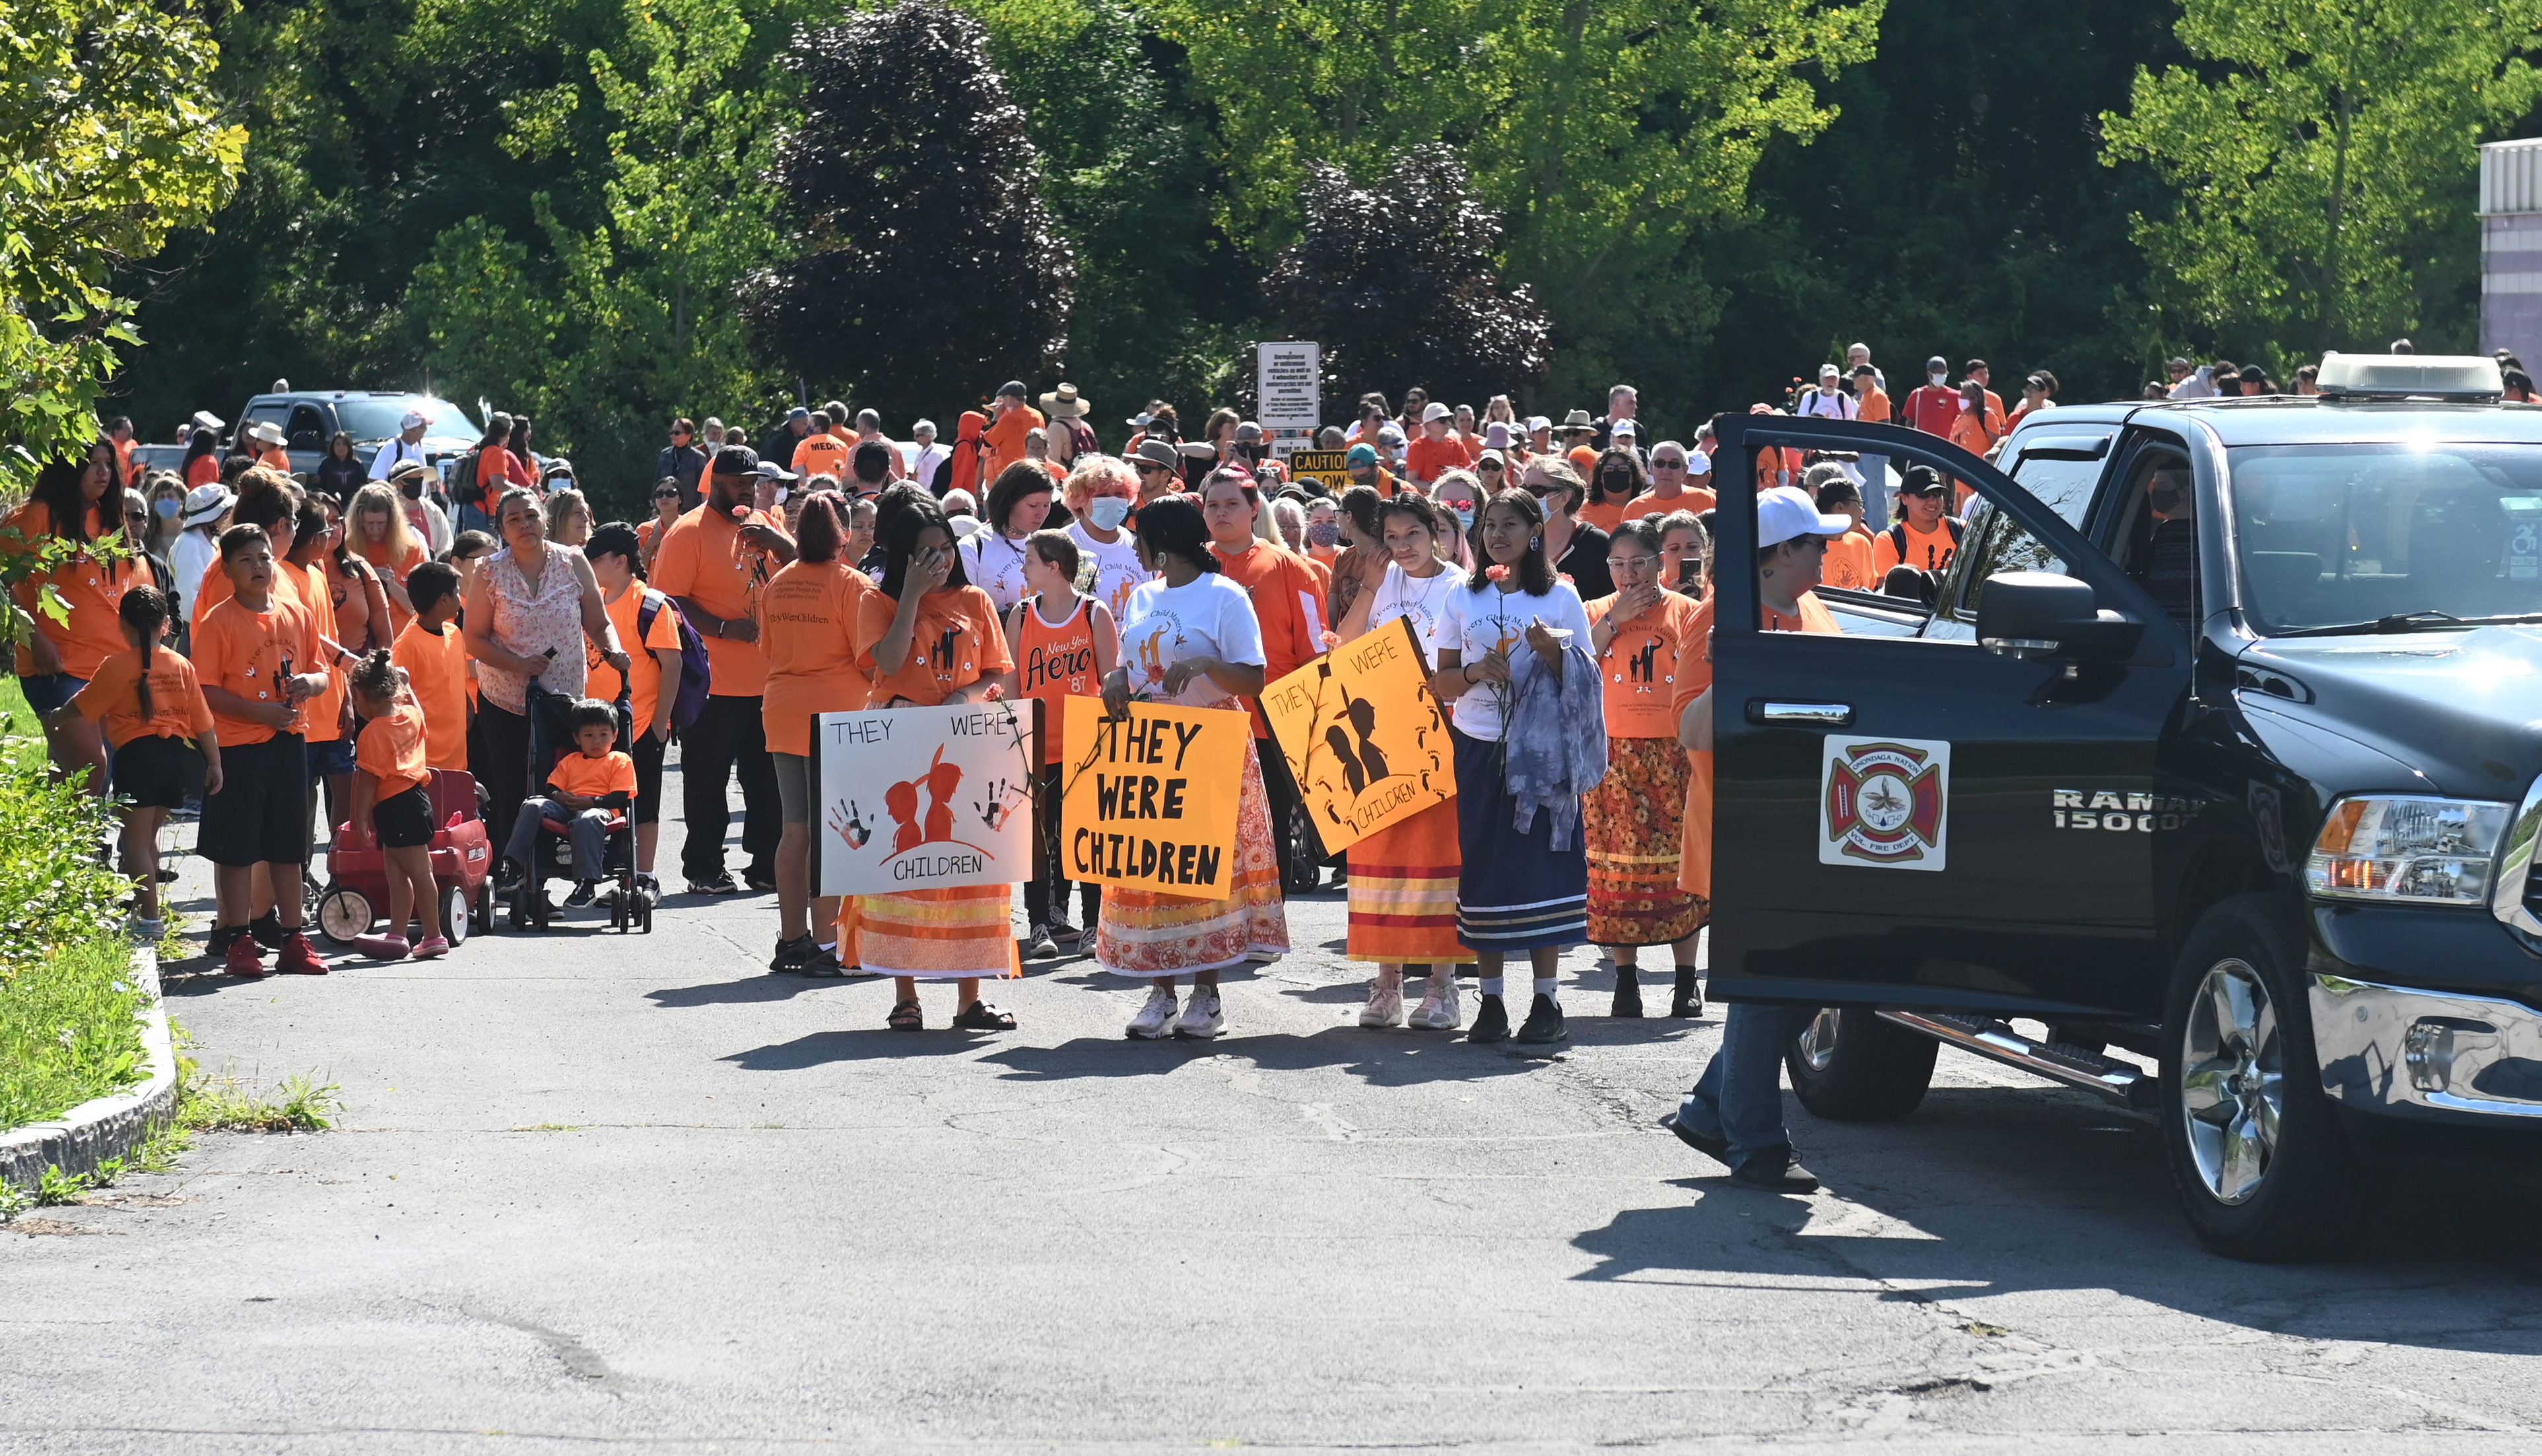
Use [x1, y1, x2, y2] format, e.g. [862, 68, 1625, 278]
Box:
[0, 945, 178, 1195]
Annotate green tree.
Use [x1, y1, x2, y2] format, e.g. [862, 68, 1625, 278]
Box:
[0, 0, 242, 484]
[2102, 0, 2542, 363]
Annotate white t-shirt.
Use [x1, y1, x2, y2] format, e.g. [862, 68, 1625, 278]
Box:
[960, 529, 1034, 614]
[369, 436, 430, 480]
[1069, 521, 1149, 622]
[1432, 578, 1593, 741]
[1362, 560, 1462, 660]
[1118, 572, 1265, 709]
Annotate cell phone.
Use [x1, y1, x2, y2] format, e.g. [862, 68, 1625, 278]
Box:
[1677, 556, 1701, 590]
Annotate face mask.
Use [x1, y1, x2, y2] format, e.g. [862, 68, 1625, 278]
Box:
[1088, 496, 1132, 531]
[1306, 521, 1341, 547]
[2149, 483, 2186, 515]
[152, 497, 181, 520]
[1929, 371, 1948, 386]
[1448, 505, 1476, 530]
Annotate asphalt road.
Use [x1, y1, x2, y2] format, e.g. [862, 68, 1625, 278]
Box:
[9, 755, 2542, 1453]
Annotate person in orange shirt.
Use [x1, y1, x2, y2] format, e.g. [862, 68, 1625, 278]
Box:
[11, 443, 145, 791]
[755, 493, 877, 974]
[580, 526, 683, 895]
[1619, 440, 1718, 528]
[1582, 519, 1705, 1015]
[191, 470, 316, 632]
[284, 500, 357, 841]
[982, 381, 1044, 479]
[498, 697, 634, 902]
[1403, 402, 1475, 488]
[1871, 468, 1965, 579]
[1578, 448, 1640, 531]
[194, 523, 335, 978]
[391, 562, 471, 773]
[1813, 477, 1880, 591]
[855, 498, 1020, 1032]
[650, 446, 797, 893]
[346, 482, 428, 632]
[1202, 466, 1328, 894]
[49, 585, 219, 939]
[1948, 376, 2008, 463]
[791, 410, 853, 482]
[246, 420, 292, 473]
[343, 650, 448, 960]
[1003, 527, 1120, 958]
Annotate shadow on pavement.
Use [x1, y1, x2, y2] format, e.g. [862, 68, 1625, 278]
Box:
[721, 1028, 989, 1068]
[973, 1024, 1553, 1088]
[649, 974, 841, 1008]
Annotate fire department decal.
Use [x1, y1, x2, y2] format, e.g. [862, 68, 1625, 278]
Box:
[1821, 737, 1950, 871]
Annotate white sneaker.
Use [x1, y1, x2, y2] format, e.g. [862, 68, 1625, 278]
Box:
[1246, 948, 1280, 964]
[1173, 986, 1225, 1040]
[1127, 984, 1180, 1039]
[1409, 972, 1463, 1030]
[1359, 983, 1404, 1028]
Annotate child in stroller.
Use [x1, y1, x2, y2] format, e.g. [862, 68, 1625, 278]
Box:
[496, 686, 640, 928]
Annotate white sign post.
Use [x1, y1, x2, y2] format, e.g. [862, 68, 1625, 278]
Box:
[1257, 340, 1320, 455]
[811, 702, 1039, 897]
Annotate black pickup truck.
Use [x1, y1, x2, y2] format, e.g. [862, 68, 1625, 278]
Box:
[1708, 353, 2542, 1262]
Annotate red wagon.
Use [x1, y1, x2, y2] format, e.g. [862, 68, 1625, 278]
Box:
[314, 770, 496, 946]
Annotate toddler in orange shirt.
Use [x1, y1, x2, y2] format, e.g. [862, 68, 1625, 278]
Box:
[500, 698, 634, 901]
[345, 651, 448, 960]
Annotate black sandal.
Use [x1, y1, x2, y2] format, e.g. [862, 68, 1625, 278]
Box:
[952, 1000, 1017, 1031]
[886, 1000, 923, 1032]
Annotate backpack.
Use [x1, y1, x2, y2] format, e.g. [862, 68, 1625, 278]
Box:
[636, 587, 714, 730]
[1888, 517, 1966, 570]
[452, 446, 488, 508]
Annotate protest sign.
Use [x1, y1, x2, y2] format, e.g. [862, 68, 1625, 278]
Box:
[1259, 618, 1455, 852]
[813, 701, 1038, 898]
[1060, 698, 1248, 900]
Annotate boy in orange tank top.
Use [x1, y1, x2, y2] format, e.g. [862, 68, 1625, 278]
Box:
[1001, 529, 1120, 956]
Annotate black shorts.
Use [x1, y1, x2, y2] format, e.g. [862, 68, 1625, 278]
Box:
[373, 784, 434, 849]
[200, 733, 310, 867]
[629, 727, 666, 826]
[111, 734, 190, 811]
[307, 735, 356, 778]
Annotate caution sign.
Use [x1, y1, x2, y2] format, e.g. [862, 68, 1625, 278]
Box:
[1820, 736, 1949, 871]
[1260, 618, 1454, 852]
[1288, 449, 1351, 492]
[813, 702, 1038, 896]
[1060, 698, 1249, 899]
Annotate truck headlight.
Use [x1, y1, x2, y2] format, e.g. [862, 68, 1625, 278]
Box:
[2306, 795, 2512, 905]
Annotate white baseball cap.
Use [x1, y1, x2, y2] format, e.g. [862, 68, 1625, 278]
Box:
[1757, 484, 1853, 548]
[401, 409, 428, 430]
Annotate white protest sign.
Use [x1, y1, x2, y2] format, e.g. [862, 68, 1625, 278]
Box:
[1257, 341, 1320, 432]
[812, 702, 1038, 897]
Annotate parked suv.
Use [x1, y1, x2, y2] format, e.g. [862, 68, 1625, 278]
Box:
[129, 391, 481, 480]
[1710, 354, 2542, 1261]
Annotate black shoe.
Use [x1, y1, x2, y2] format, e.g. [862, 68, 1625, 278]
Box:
[249, 911, 285, 950]
[1046, 913, 1079, 944]
[1729, 1146, 1819, 1193]
[951, 999, 1017, 1031]
[1611, 965, 1644, 1018]
[1663, 1113, 1732, 1167]
[1467, 993, 1510, 1043]
[741, 866, 778, 894]
[564, 879, 598, 908]
[768, 934, 817, 973]
[1671, 966, 1705, 1019]
[1514, 992, 1567, 1045]
[206, 923, 241, 958]
[494, 859, 524, 893]
[686, 870, 739, 895]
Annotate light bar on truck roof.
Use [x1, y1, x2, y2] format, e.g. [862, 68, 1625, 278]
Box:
[2315, 352, 2504, 401]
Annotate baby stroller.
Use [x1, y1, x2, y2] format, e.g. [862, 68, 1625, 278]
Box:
[315, 770, 497, 946]
[503, 678, 651, 934]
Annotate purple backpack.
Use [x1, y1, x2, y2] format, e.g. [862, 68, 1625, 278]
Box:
[636, 588, 714, 731]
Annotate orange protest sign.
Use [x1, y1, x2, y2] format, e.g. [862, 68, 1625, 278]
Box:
[1059, 698, 1250, 900]
[1259, 617, 1455, 852]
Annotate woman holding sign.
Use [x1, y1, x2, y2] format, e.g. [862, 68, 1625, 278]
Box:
[760, 491, 877, 976]
[1097, 497, 1288, 1040]
[1428, 488, 1597, 1046]
[855, 500, 1021, 1032]
[1335, 494, 1473, 1030]
[1582, 518, 1706, 1018]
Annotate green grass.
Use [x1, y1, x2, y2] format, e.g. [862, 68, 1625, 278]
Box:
[0, 935, 149, 1131]
[0, 674, 42, 774]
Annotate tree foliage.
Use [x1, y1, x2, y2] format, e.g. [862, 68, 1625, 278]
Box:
[2102, 0, 2542, 363]
[0, 0, 242, 486]
[749, 1, 1075, 428]
[1263, 147, 1550, 411]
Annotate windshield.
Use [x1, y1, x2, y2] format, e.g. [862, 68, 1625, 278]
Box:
[332, 396, 481, 442]
[2229, 442, 2542, 633]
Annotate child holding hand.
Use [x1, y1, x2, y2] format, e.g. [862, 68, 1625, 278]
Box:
[344, 651, 448, 960]
[500, 699, 634, 906]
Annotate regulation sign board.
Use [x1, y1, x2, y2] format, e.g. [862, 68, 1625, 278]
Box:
[1060, 698, 1248, 900]
[812, 702, 1038, 897]
[1260, 618, 1455, 853]
[1257, 341, 1320, 432]
[1287, 450, 1351, 492]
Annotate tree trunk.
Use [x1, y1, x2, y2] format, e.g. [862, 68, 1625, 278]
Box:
[2323, 84, 2353, 350]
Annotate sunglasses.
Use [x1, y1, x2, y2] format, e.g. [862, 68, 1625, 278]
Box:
[1654, 458, 1687, 469]
[1478, 461, 1504, 471]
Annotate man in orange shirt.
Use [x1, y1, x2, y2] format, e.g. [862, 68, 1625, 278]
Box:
[105, 416, 137, 483]
[1403, 402, 1474, 488]
[792, 410, 853, 482]
[982, 381, 1044, 479]
[1621, 440, 1718, 523]
[650, 446, 796, 893]
[1849, 362, 1895, 524]
[1203, 468, 1328, 893]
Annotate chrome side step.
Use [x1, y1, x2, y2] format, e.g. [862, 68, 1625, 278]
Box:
[1878, 1009, 2157, 1109]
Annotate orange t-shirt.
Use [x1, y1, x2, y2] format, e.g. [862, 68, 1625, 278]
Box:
[1209, 540, 1326, 735]
[792, 433, 853, 483]
[649, 503, 779, 697]
[586, 585, 686, 738]
[1871, 520, 1960, 576]
[1403, 434, 1473, 483]
[1619, 488, 1718, 524]
[294, 560, 347, 745]
[1673, 592, 1841, 899]
[1822, 530, 1879, 591]
[758, 560, 877, 756]
[1856, 385, 1892, 424]
[855, 585, 1011, 707]
[548, 749, 636, 801]
[1586, 589, 1703, 738]
[1576, 500, 1626, 533]
[69, 647, 214, 749]
[257, 448, 292, 473]
[191, 548, 314, 630]
[391, 620, 471, 771]
[982, 405, 1046, 479]
[355, 700, 430, 799]
[1949, 401, 2007, 458]
[186, 455, 220, 489]
[8, 500, 141, 680]
[1013, 593, 1105, 765]
[193, 592, 321, 746]
[356, 540, 429, 636]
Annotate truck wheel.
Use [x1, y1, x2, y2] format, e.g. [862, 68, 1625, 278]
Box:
[2161, 892, 2362, 1263]
[1786, 1007, 1937, 1121]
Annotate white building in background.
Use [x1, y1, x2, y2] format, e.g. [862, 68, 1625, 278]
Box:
[2481, 139, 2542, 367]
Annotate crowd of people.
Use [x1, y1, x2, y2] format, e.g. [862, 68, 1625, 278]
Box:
[19, 345, 2063, 1192]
